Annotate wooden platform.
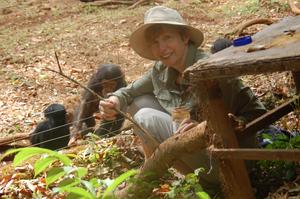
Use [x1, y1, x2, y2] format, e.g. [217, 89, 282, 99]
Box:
[186, 15, 300, 81]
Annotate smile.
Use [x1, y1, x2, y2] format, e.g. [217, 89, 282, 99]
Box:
[161, 52, 172, 59]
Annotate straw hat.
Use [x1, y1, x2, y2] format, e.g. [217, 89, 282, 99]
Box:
[129, 6, 204, 60]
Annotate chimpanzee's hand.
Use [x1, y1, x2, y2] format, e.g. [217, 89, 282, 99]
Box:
[175, 118, 199, 134]
[99, 96, 120, 121]
[68, 135, 79, 146]
[228, 113, 246, 132]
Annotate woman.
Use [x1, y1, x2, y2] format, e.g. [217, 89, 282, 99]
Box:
[99, 6, 266, 195]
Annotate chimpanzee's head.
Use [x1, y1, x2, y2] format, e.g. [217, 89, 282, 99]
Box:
[210, 38, 232, 54]
[96, 64, 126, 97]
[44, 103, 66, 118]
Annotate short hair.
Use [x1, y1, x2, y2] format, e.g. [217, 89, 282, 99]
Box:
[145, 24, 187, 44]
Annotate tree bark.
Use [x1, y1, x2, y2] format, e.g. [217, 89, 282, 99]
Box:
[115, 121, 209, 199]
[0, 133, 30, 146]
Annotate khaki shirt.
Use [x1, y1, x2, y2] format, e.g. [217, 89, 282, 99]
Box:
[113, 44, 266, 123]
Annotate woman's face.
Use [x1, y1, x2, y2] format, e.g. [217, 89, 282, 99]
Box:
[149, 26, 189, 72]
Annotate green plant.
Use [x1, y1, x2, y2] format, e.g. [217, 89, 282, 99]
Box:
[221, 0, 261, 17]
[83, 4, 103, 14]
[166, 168, 211, 199]
[238, 0, 260, 14]
[257, 133, 300, 181]
[250, 132, 300, 198]
[1, 147, 137, 199]
[269, 0, 289, 11]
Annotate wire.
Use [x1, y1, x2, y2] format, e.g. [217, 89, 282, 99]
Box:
[0, 116, 125, 146]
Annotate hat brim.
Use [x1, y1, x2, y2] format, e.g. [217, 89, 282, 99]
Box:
[129, 22, 204, 60]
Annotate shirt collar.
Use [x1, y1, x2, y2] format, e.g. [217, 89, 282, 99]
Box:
[181, 44, 198, 85]
[185, 43, 198, 70]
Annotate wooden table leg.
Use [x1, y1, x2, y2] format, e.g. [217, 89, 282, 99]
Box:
[199, 80, 255, 199]
[292, 71, 300, 94]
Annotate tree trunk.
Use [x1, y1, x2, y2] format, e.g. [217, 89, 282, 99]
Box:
[116, 121, 208, 199]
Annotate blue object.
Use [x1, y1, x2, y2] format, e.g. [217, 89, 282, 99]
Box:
[233, 36, 252, 46]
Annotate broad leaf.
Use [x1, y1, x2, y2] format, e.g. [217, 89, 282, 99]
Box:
[102, 169, 137, 198]
[0, 148, 24, 162]
[34, 156, 57, 177]
[76, 167, 88, 178]
[58, 178, 81, 189]
[81, 180, 96, 196]
[10, 147, 71, 167]
[196, 191, 211, 199]
[46, 167, 66, 186]
[13, 148, 52, 167]
[61, 187, 95, 199]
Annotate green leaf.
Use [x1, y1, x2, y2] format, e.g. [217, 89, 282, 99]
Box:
[13, 148, 51, 167]
[102, 169, 137, 198]
[63, 166, 74, 174]
[196, 191, 211, 199]
[46, 167, 66, 186]
[66, 153, 79, 159]
[0, 148, 23, 162]
[89, 178, 101, 188]
[34, 156, 57, 177]
[11, 147, 72, 167]
[60, 166, 88, 178]
[76, 167, 88, 178]
[58, 178, 81, 189]
[61, 187, 95, 199]
[81, 180, 96, 196]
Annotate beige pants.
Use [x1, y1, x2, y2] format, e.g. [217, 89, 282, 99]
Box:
[127, 95, 222, 196]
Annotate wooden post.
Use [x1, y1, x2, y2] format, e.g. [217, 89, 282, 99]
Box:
[292, 71, 300, 94]
[243, 96, 299, 134]
[211, 148, 300, 161]
[198, 80, 255, 199]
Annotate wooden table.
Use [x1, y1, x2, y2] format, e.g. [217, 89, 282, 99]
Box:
[185, 15, 300, 199]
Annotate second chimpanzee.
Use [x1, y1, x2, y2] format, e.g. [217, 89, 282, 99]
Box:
[30, 103, 70, 150]
[210, 37, 232, 54]
[69, 63, 126, 145]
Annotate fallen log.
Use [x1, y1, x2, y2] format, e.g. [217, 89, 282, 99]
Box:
[0, 133, 30, 146]
[115, 121, 209, 199]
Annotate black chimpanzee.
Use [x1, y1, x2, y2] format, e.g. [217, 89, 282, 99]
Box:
[30, 103, 70, 150]
[210, 38, 232, 54]
[69, 63, 126, 145]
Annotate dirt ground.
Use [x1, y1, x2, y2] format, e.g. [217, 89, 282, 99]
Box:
[1, 0, 300, 198]
[0, 0, 297, 136]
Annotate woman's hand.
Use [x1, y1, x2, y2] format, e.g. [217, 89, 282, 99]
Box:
[99, 96, 120, 120]
[175, 118, 199, 134]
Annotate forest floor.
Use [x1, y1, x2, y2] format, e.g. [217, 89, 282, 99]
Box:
[0, 0, 300, 198]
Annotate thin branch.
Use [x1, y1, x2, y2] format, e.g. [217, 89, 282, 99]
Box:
[54, 51, 63, 74]
[48, 51, 159, 152]
[128, 0, 148, 9]
[225, 18, 275, 37]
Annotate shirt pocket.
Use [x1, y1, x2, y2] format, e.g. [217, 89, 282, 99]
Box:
[153, 88, 172, 101]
